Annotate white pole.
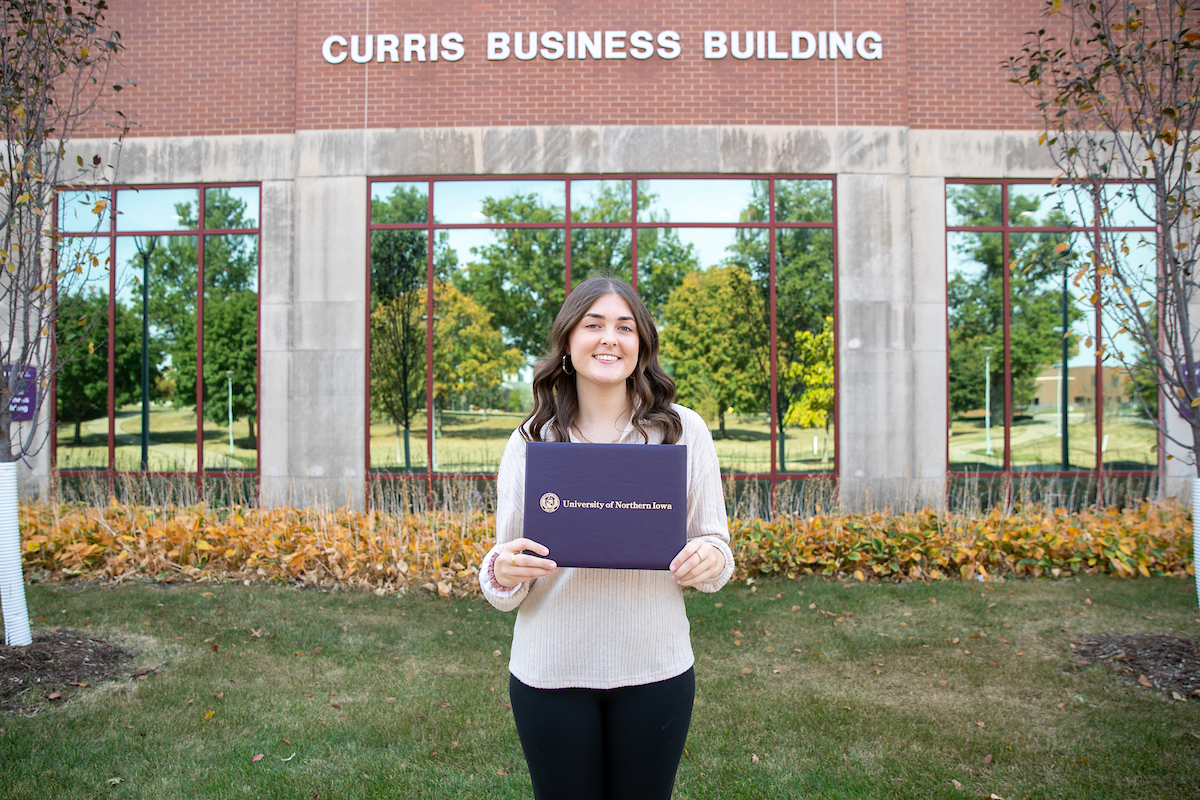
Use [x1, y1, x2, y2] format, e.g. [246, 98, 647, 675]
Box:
[982, 347, 993, 456]
[0, 462, 32, 646]
[1193, 477, 1200, 614]
[227, 370, 234, 456]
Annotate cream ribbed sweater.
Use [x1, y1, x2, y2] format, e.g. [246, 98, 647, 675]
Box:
[479, 404, 734, 690]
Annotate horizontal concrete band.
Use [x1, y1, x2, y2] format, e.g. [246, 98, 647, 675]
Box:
[67, 126, 1060, 183]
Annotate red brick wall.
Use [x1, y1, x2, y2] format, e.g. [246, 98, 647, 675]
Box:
[84, 0, 1062, 137]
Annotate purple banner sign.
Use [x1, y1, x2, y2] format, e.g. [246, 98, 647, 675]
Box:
[2, 366, 37, 422]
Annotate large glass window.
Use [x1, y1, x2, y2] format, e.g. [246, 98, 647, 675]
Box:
[946, 181, 1157, 489]
[367, 176, 837, 491]
[53, 185, 261, 497]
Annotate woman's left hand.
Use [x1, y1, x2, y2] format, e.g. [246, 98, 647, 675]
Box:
[669, 539, 726, 587]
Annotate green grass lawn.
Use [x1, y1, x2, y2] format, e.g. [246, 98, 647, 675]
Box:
[370, 410, 835, 475]
[2, 576, 1198, 799]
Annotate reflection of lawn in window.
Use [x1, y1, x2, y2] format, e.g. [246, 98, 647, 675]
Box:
[370, 411, 835, 475]
[1007, 413, 1154, 471]
[57, 407, 257, 471]
[779, 425, 835, 473]
[949, 418, 1005, 471]
[706, 414, 834, 474]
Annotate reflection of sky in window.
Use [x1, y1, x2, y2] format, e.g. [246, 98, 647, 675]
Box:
[672, 228, 742, 270]
[433, 180, 564, 224]
[58, 190, 110, 233]
[1101, 183, 1157, 228]
[1102, 234, 1157, 366]
[639, 179, 763, 223]
[371, 181, 427, 224]
[58, 237, 110, 291]
[1009, 184, 1086, 227]
[116, 188, 198, 232]
[114, 237, 151, 309]
[442, 229, 499, 269]
[205, 186, 260, 229]
[946, 232, 989, 280]
[946, 185, 1001, 227]
[570, 179, 633, 219]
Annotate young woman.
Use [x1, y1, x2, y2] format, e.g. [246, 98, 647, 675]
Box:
[480, 276, 734, 800]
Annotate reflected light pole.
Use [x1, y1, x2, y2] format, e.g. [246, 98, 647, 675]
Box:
[226, 370, 234, 455]
[133, 236, 159, 472]
[982, 346, 994, 456]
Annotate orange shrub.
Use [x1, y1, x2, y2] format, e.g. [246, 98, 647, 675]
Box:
[18, 500, 1194, 594]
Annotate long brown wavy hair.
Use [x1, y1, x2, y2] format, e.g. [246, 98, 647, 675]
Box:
[522, 276, 683, 445]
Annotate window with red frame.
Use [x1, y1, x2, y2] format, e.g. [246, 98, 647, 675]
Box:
[366, 176, 837, 488]
[946, 181, 1158, 479]
[53, 185, 261, 495]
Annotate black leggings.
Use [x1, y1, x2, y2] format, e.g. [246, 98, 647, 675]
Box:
[509, 668, 695, 800]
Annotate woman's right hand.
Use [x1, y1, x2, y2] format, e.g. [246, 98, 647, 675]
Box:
[493, 538, 557, 588]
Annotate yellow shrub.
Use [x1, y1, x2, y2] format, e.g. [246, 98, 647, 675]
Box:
[17, 500, 1194, 594]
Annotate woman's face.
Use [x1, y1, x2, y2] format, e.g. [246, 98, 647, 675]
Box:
[566, 293, 640, 391]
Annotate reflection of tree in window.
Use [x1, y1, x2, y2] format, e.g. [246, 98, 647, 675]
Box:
[454, 194, 564, 362]
[661, 265, 767, 438]
[570, 182, 632, 285]
[947, 185, 1082, 429]
[56, 286, 161, 447]
[727, 180, 834, 468]
[160, 190, 259, 455]
[369, 184, 444, 471]
[431, 282, 522, 420]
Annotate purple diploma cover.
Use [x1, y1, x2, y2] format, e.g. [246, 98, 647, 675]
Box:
[523, 441, 687, 569]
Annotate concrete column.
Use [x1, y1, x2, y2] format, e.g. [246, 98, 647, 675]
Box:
[837, 171, 923, 510]
[259, 178, 294, 507]
[287, 174, 367, 507]
[909, 176, 950, 507]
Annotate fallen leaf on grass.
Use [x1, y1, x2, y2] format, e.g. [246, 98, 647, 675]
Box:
[107, 777, 123, 786]
[493, 650, 501, 657]
[251, 754, 264, 762]
[214, 692, 224, 699]
[250, 628, 264, 638]
[976, 721, 986, 728]
[497, 769, 509, 776]
[204, 711, 215, 720]
[751, 754, 759, 763]
[48, 692, 62, 701]
[983, 754, 993, 764]
[282, 753, 296, 762]
[1172, 691, 1185, 701]
[951, 779, 963, 791]
[385, 697, 396, 703]
[281, 738, 292, 745]
[740, 668, 752, 675]
[939, 680, 948, 686]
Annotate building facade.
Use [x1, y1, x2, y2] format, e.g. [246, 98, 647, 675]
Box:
[31, 0, 1181, 508]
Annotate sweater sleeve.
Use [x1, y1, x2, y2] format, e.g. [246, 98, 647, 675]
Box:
[680, 407, 735, 594]
[480, 429, 531, 611]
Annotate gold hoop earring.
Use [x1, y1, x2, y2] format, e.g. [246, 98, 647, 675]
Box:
[562, 355, 574, 375]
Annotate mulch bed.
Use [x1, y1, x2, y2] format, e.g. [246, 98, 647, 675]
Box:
[0, 629, 133, 713]
[1076, 633, 1200, 700]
